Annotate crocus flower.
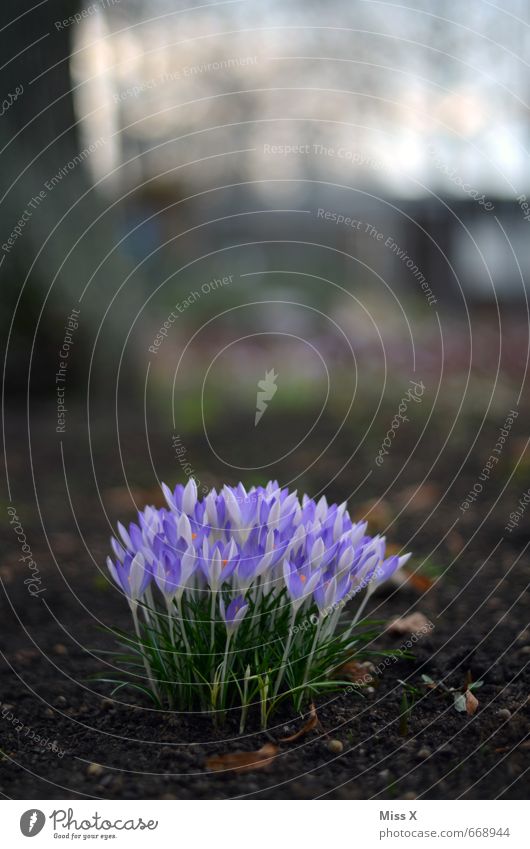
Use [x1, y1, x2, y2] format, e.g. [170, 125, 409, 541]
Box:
[283, 560, 322, 611]
[220, 595, 249, 635]
[153, 544, 196, 602]
[106, 480, 411, 618]
[106, 551, 151, 602]
[103, 480, 413, 725]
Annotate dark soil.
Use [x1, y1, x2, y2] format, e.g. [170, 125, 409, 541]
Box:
[1, 404, 529, 800]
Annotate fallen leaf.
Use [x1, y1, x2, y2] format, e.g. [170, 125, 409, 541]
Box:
[403, 571, 434, 593]
[50, 532, 78, 555]
[388, 613, 432, 635]
[447, 532, 464, 556]
[206, 742, 278, 774]
[104, 487, 164, 513]
[13, 649, 39, 666]
[354, 499, 393, 532]
[395, 484, 440, 513]
[280, 704, 319, 742]
[336, 660, 374, 685]
[389, 565, 434, 592]
[453, 692, 467, 713]
[465, 689, 479, 715]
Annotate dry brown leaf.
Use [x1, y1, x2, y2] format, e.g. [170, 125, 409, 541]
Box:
[50, 532, 78, 555]
[354, 499, 393, 532]
[465, 689, 479, 716]
[403, 571, 434, 592]
[395, 484, 441, 513]
[336, 660, 374, 685]
[104, 486, 164, 513]
[385, 543, 434, 593]
[280, 704, 319, 742]
[389, 568, 434, 592]
[447, 531, 464, 556]
[388, 612, 432, 635]
[206, 742, 278, 774]
[14, 648, 39, 666]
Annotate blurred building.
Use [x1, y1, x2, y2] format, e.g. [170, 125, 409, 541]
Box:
[69, 0, 530, 302]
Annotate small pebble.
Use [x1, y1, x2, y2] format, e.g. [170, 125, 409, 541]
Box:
[379, 769, 390, 780]
[403, 791, 417, 800]
[365, 686, 376, 696]
[417, 747, 431, 759]
[497, 708, 512, 721]
[55, 696, 67, 707]
[86, 762, 104, 777]
[53, 644, 68, 655]
[327, 739, 344, 754]
[43, 708, 54, 718]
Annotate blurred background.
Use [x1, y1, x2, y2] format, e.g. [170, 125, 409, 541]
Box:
[1, 0, 529, 527]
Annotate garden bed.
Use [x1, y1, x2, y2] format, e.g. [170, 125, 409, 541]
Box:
[1, 405, 528, 799]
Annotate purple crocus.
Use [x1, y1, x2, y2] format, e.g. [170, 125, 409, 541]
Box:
[153, 544, 196, 602]
[220, 595, 249, 635]
[106, 551, 151, 602]
[283, 560, 322, 611]
[106, 479, 411, 620]
[103, 479, 414, 725]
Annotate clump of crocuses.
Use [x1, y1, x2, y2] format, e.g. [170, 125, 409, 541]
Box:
[104, 480, 410, 728]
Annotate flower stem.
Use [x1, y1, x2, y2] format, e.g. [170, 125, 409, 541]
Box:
[176, 596, 191, 655]
[131, 602, 160, 702]
[220, 633, 232, 711]
[300, 617, 323, 701]
[210, 589, 216, 651]
[166, 598, 175, 645]
[273, 606, 296, 697]
[350, 589, 371, 630]
[239, 665, 251, 734]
